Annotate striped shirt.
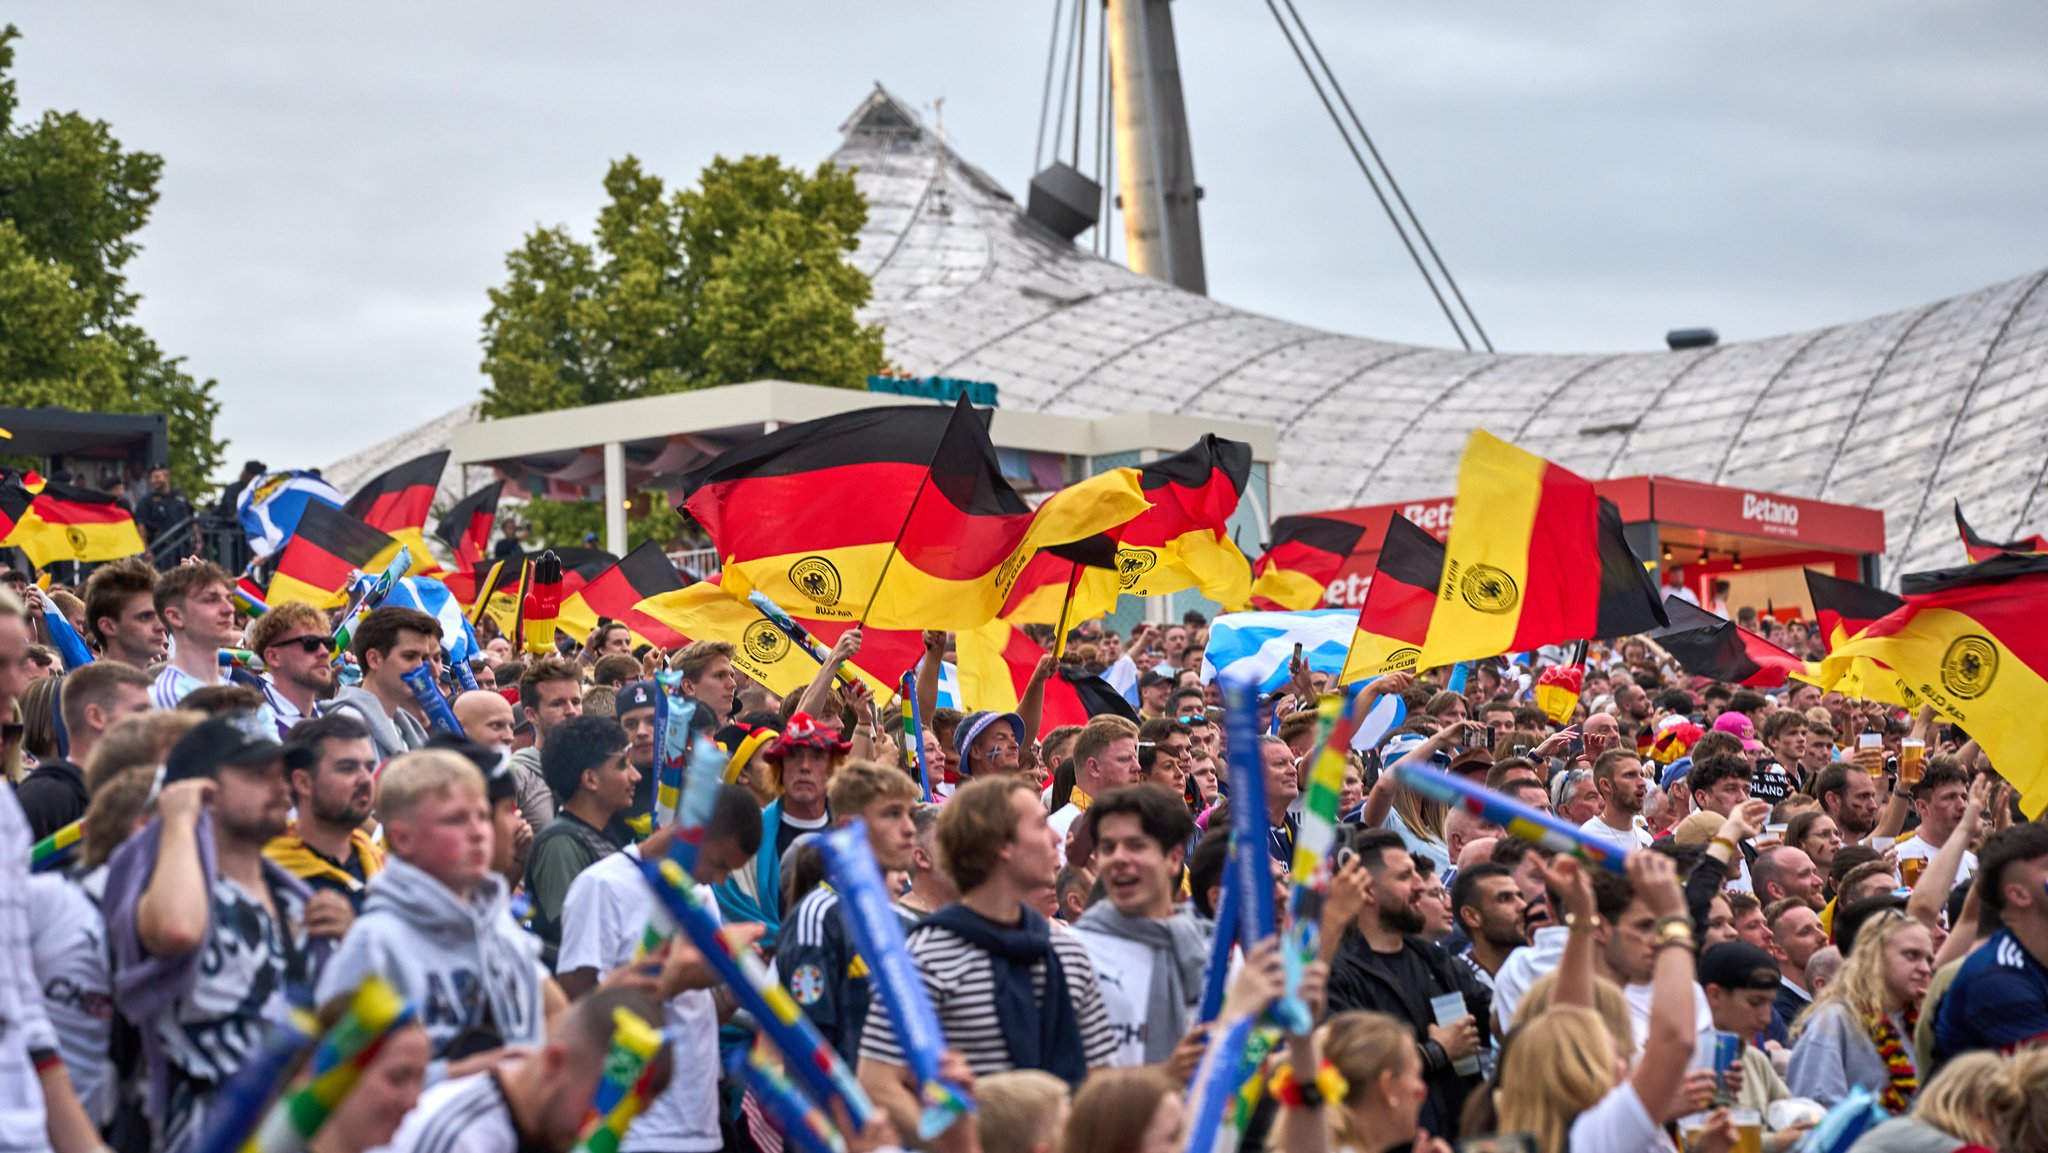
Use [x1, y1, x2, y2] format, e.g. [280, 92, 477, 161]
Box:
[385, 1072, 517, 1153]
[152, 664, 217, 710]
[857, 918, 1118, 1076]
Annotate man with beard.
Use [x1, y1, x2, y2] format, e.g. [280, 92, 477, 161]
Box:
[106, 713, 329, 1153]
[264, 714, 384, 911]
[1326, 828, 1490, 1139]
[1813, 762, 1883, 846]
[248, 601, 337, 736]
[1579, 749, 1653, 854]
[1449, 862, 1527, 993]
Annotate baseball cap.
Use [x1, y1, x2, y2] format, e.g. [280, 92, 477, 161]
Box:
[1446, 749, 1493, 777]
[616, 680, 659, 717]
[1712, 711, 1764, 751]
[1698, 941, 1781, 991]
[425, 733, 519, 806]
[953, 709, 1026, 765]
[164, 712, 284, 784]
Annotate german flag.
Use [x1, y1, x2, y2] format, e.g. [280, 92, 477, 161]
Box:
[268, 501, 403, 609]
[1592, 498, 1668, 640]
[957, 618, 1138, 735]
[1340, 514, 1442, 683]
[1416, 431, 1604, 668]
[1954, 501, 2047, 563]
[557, 541, 688, 649]
[4, 480, 147, 569]
[1805, 570, 1905, 652]
[633, 578, 921, 697]
[1818, 553, 2048, 815]
[466, 557, 524, 635]
[434, 481, 503, 570]
[1650, 597, 1805, 688]
[1074, 435, 1252, 611]
[682, 394, 1146, 632]
[0, 476, 32, 547]
[1249, 514, 1369, 611]
[342, 451, 447, 573]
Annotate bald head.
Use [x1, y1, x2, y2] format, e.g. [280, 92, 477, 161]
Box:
[454, 690, 516, 751]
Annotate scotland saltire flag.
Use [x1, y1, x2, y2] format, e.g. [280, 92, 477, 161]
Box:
[916, 657, 963, 710]
[386, 576, 481, 664]
[1200, 609, 1358, 694]
[238, 470, 345, 558]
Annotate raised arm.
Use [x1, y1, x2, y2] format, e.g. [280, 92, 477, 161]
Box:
[1626, 851, 1699, 1123]
[1907, 775, 1986, 932]
[135, 781, 214, 957]
[1542, 855, 1600, 1012]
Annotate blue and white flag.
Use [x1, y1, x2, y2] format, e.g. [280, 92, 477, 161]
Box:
[237, 470, 344, 559]
[1199, 609, 1357, 694]
[386, 576, 481, 664]
[916, 657, 963, 710]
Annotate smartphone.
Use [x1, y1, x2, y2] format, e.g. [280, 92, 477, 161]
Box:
[1486, 723, 1500, 749]
[1567, 733, 1584, 758]
[1293, 641, 1304, 664]
[1513, 745, 1531, 759]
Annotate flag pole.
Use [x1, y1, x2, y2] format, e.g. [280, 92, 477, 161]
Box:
[1052, 560, 1082, 661]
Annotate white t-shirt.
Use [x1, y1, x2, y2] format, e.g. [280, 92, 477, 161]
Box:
[1622, 980, 1716, 1052]
[555, 850, 722, 1153]
[1567, 1082, 1673, 1153]
[1049, 801, 1086, 842]
[1892, 832, 1976, 890]
[1070, 928, 1158, 1068]
[385, 1071, 517, 1153]
[1579, 814, 1653, 855]
[27, 874, 112, 1126]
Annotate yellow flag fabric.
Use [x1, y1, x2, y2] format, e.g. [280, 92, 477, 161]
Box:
[633, 581, 900, 698]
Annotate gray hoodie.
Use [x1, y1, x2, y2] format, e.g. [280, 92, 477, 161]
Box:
[315, 857, 544, 1078]
[317, 686, 429, 762]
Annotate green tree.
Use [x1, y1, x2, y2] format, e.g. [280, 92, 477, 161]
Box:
[0, 25, 224, 495]
[480, 153, 886, 545]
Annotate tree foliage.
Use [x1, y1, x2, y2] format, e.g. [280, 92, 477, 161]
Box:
[479, 154, 886, 546]
[0, 25, 224, 496]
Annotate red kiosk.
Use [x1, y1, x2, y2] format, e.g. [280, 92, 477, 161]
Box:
[1306, 476, 1886, 622]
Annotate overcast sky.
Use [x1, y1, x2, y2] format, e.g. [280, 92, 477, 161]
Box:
[12, 2, 2048, 480]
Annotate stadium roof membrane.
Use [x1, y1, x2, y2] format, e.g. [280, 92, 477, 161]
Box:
[333, 87, 2048, 585]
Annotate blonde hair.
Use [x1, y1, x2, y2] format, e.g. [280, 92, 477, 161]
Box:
[826, 758, 921, 816]
[1494, 1006, 1619, 1153]
[81, 765, 159, 870]
[376, 749, 485, 820]
[978, 1070, 1069, 1153]
[1318, 1011, 1414, 1150]
[1988, 1046, 2048, 1153]
[1391, 778, 1446, 846]
[1064, 1068, 1176, 1153]
[1791, 909, 1922, 1040]
[1514, 972, 1637, 1063]
[1911, 1051, 2003, 1146]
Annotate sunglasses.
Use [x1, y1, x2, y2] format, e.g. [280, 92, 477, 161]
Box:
[273, 635, 331, 656]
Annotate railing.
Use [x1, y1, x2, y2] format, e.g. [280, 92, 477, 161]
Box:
[668, 547, 720, 581]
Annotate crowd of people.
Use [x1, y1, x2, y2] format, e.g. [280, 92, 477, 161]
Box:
[3, 552, 2048, 1153]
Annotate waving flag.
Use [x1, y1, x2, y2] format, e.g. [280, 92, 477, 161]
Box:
[342, 451, 447, 572]
[1340, 514, 1442, 684]
[1954, 500, 2047, 563]
[557, 541, 688, 648]
[635, 577, 920, 697]
[1805, 570, 1906, 652]
[268, 502, 404, 610]
[955, 618, 1138, 735]
[1650, 598, 1805, 688]
[385, 577, 482, 664]
[0, 476, 31, 546]
[1074, 435, 1253, 611]
[434, 481, 503, 570]
[682, 394, 1147, 631]
[1200, 609, 1357, 694]
[5, 480, 147, 568]
[1249, 514, 1369, 611]
[236, 470, 345, 559]
[1818, 553, 2048, 815]
[1418, 432, 1662, 667]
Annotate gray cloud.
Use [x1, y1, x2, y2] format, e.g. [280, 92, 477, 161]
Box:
[11, 2, 2048, 475]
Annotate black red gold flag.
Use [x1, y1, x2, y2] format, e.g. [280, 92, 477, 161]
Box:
[1341, 514, 1442, 682]
[1649, 597, 1805, 688]
[1248, 514, 1370, 611]
[2, 480, 148, 569]
[341, 451, 447, 572]
[1954, 500, 2048, 563]
[682, 394, 1144, 631]
[557, 541, 689, 649]
[1804, 570, 1905, 652]
[268, 502, 403, 609]
[434, 481, 503, 570]
[957, 618, 1139, 734]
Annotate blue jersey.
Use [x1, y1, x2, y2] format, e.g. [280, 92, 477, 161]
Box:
[1933, 928, 2048, 1064]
